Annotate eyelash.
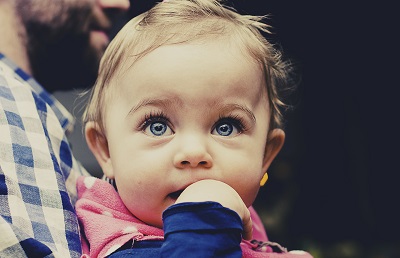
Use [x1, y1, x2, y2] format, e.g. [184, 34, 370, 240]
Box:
[138, 111, 171, 132]
[137, 112, 248, 133]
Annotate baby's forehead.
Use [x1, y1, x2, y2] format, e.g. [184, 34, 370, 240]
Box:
[119, 38, 263, 80]
[120, 34, 262, 75]
[110, 40, 268, 111]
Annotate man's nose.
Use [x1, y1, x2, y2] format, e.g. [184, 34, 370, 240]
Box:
[173, 136, 213, 169]
[97, 0, 130, 11]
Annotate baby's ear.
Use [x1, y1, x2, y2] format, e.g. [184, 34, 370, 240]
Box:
[262, 129, 285, 172]
[85, 121, 114, 179]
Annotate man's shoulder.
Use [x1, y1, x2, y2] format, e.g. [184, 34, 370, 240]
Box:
[0, 54, 34, 98]
[0, 54, 75, 132]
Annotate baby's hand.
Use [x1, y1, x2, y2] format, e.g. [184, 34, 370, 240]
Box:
[175, 179, 252, 240]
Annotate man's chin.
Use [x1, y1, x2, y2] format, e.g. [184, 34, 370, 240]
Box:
[34, 59, 99, 92]
[36, 68, 97, 93]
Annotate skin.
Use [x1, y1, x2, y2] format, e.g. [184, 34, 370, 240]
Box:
[86, 39, 285, 240]
[0, 0, 130, 91]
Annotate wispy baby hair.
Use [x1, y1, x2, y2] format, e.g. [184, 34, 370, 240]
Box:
[83, 0, 293, 133]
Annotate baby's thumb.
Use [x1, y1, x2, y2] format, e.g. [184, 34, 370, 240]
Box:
[242, 209, 253, 240]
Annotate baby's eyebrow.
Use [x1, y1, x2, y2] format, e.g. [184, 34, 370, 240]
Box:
[217, 104, 256, 123]
[127, 98, 256, 123]
[127, 97, 181, 116]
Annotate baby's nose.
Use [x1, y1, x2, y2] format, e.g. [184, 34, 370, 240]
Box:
[173, 138, 213, 169]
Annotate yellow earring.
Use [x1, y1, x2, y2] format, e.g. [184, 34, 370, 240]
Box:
[260, 172, 269, 186]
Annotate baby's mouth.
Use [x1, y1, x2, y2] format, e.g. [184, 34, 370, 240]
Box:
[168, 189, 184, 200]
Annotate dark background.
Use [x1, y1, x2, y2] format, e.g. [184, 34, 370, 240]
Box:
[57, 1, 399, 257]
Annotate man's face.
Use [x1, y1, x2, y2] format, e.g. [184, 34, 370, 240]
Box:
[16, 0, 129, 91]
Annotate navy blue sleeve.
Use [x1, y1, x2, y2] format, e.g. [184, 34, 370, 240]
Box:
[161, 201, 243, 257]
[108, 202, 243, 258]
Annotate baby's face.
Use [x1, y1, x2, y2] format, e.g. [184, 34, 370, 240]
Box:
[103, 39, 272, 228]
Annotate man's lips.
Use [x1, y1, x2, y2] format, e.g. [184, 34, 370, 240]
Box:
[90, 19, 111, 40]
[91, 30, 109, 40]
[89, 30, 110, 49]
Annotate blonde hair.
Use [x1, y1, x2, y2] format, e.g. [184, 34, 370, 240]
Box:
[83, 0, 292, 133]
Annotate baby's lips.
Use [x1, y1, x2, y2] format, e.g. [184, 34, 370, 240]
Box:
[168, 189, 184, 200]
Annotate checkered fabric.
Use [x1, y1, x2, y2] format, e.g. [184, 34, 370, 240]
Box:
[0, 53, 88, 257]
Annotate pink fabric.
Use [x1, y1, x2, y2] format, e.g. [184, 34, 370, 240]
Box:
[76, 176, 164, 257]
[249, 205, 269, 243]
[76, 176, 312, 258]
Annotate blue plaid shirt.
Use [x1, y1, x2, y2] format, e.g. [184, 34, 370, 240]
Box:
[0, 53, 88, 257]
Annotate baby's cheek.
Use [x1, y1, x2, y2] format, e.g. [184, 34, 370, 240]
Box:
[243, 187, 260, 207]
[234, 179, 260, 207]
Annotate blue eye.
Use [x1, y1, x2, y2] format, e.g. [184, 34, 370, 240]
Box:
[215, 123, 234, 136]
[141, 113, 173, 137]
[212, 118, 243, 137]
[148, 122, 168, 136]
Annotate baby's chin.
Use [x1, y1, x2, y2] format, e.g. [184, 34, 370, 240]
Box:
[133, 204, 174, 229]
[139, 215, 164, 229]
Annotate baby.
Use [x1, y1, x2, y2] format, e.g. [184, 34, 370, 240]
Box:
[76, 0, 313, 257]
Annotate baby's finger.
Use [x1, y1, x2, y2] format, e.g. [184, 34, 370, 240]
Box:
[242, 208, 253, 240]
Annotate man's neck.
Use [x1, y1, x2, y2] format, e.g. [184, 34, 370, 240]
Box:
[0, 1, 32, 74]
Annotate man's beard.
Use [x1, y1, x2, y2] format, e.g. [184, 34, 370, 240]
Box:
[19, 0, 102, 93]
[27, 28, 101, 92]
[31, 35, 100, 92]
